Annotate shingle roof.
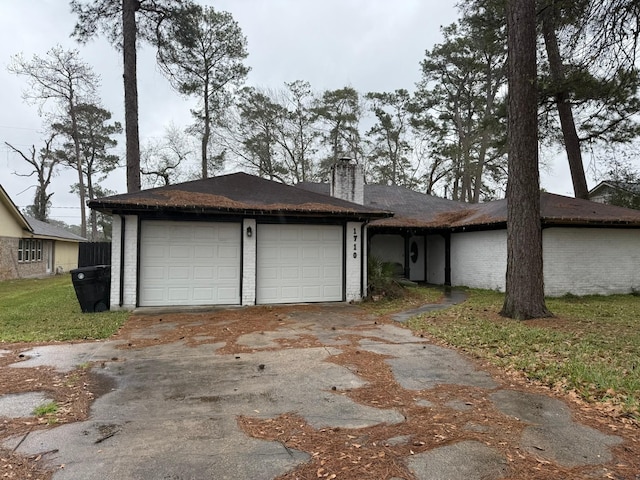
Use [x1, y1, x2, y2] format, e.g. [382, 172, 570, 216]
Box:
[25, 216, 86, 242]
[444, 193, 640, 229]
[297, 182, 474, 228]
[89, 172, 392, 220]
[298, 182, 640, 229]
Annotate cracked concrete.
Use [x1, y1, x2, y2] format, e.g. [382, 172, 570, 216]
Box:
[2, 302, 625, 479]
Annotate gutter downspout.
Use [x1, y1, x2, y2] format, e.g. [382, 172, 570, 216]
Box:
[119, 215, 125, 308]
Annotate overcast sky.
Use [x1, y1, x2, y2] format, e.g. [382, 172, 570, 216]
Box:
[1, 0, 578, 224]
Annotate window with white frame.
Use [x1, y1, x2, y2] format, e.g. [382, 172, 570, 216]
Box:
[18, 239, 43, 263]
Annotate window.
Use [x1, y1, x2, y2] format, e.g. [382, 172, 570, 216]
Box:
[18, 239, 43, 263]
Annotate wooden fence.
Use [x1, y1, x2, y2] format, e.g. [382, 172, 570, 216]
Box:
[78, 242, 111, 267]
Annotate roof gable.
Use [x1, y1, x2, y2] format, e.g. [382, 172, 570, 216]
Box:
[0, 184, 32, 235]
[589, 181, 640, 198]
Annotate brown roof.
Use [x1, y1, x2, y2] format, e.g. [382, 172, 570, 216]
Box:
[298, 183, 640, 229]
[445, 193, 640, 229]
[89, 173, 392, 220]
[296, 182, 470, 228]
[364, 184, 471, 228]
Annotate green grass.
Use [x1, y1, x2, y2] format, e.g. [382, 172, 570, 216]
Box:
[33, 401, 58, 417]
[407, 287, 640, 420]
[0, 275, 129, 343]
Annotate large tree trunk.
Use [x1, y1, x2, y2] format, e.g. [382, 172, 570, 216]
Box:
[123, 0, 141, 193]
[500, 0, 552, 320]
[541, 4, 589, 199]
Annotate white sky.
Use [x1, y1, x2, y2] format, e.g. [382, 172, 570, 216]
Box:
[0, 0, 578, 224]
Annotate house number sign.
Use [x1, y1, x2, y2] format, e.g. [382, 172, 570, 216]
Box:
[353, 227, 358, 258]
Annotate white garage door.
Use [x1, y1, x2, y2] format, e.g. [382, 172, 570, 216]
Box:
[257, 224, 343, 304]
[139, 221, 241, 307]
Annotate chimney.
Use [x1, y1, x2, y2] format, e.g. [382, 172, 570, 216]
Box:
[330, 157, 364, 205]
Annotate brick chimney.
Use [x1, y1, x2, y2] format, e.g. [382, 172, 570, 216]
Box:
[330, 157, 364, 205]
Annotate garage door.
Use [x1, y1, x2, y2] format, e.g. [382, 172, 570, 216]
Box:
[257, 224, 343, 304]
[139, 221, 241, 307]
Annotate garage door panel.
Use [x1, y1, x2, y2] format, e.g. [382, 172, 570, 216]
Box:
[169, 246, 189, 259]
[218, 266, 240, 279]
[218, 287, 240, 302]
[302, 266, 321, 279]
[194, 246, 214, 258]
[218, 246, 239, 259]
[193, 266, 214, 279]
[168, 266, 190, 280]
[142, 266, 164, 280]
[302, 247, 319, 259]
[192, 287, 214, 301]
[167, 287, 189, 301]
[257, 224, 343, 304]
[140, 221, 241, 307]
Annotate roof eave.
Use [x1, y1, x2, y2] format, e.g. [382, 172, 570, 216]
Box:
[89, 201, 392, 220]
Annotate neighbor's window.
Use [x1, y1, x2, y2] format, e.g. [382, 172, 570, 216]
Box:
[18, 239, 43, 263]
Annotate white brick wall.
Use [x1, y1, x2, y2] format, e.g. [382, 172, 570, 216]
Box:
[109, 215, 122, 310]
[346, 222, 364, 301]
[544, 227, 640, 296]
[451, 230, 507, 291]
[242, 218, 257, 305]
[121, 215, 139, 309]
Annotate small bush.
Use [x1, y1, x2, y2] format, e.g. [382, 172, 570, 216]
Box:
[367, 256, 405, 299]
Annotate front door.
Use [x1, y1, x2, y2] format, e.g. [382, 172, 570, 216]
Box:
[409, 236, 425, 281]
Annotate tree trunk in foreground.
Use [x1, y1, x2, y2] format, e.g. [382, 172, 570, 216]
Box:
[500, 0, 552, 320]
[123, 0, 141, 193]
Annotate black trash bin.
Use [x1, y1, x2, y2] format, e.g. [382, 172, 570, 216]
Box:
[70, 265, 111, 313]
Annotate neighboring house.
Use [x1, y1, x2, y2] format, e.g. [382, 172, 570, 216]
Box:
[0, 185, 86, 281]
[589, 181, 640, 208]
[89, 160, 640, 310]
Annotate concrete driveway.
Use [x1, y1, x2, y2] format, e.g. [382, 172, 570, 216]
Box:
[2, 303, 631, 479]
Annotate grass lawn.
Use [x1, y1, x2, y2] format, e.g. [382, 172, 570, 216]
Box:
[405, 287, 640, 421]
[0, 275, 129, 343]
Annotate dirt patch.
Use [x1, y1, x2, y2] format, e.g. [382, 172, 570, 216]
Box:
[1, 304, 639, 480]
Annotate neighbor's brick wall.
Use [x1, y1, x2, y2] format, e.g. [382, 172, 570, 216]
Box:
[543, 227, 640, 296]
[451, 230, 507, 291]
[346, 222, 364, 302]
[0, 236, 51, 280]
[0, 236, 18, 280]
[242, 218, 257, 305]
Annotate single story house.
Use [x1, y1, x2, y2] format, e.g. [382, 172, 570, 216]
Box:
[89, 160, 640, 310]
[0, 184, 86, 281]
[88, 170, 391, 309]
